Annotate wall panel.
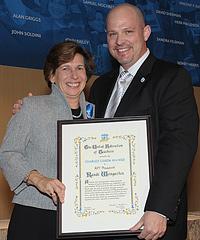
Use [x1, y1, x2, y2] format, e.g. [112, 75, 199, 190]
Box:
[188, 87, 200, 211]
[0, 65, 49, 220]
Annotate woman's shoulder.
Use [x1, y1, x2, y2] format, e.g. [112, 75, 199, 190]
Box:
[23, 94, 50, 102]
[19, 95, 53, 115]
[23, 94, 51, 106]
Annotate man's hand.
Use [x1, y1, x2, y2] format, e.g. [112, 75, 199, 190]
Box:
[129, 211, 167, 240]
[12, 92, 33, 114]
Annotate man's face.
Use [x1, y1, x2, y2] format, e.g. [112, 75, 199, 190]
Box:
[106, 7, 151, 70]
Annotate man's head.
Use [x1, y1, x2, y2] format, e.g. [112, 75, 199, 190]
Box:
[106, 3, 151, 70]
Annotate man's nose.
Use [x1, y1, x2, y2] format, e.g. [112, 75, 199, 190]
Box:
[116, 33, 125, 45]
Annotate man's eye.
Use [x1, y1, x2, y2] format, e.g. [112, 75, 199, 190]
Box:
[125, 30, 133, 34]
[108, 32, 117, 37]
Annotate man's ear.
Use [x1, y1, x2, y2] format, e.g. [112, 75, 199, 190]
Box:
[143, 25, 151, 42]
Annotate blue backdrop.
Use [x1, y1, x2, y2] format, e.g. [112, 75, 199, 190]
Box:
[0, 0, 199, 85]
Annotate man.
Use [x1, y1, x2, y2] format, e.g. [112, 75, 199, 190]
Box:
[89, 3, 199, 240]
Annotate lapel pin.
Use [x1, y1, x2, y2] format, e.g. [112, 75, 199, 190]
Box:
[140, 77, 146, 83]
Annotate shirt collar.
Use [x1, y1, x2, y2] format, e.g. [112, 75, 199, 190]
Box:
[119, 48, 150, 77]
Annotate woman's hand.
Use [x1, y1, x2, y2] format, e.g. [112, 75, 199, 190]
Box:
[26, 170, 65, 205]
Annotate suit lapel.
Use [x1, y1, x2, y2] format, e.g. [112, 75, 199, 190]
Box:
[115, 54, 157, 116]
[98, 69, 119, 117]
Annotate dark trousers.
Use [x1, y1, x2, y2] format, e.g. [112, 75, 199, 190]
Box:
[7, 204, 56, 240]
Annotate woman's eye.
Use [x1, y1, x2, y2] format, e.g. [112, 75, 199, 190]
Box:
[62, 67, 70, 71]
[78, 66, 85, 70]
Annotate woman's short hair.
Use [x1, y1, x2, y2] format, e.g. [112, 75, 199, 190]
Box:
[44, 40, 95, 87]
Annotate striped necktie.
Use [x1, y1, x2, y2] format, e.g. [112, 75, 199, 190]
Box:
[105, 71, 131, 118]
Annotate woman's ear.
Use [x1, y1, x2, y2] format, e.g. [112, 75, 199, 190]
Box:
[49, 73, 55, 84]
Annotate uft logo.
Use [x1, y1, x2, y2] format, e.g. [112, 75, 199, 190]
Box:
[100, 133, 109, 142]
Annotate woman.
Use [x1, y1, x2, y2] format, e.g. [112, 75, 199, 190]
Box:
[0, 40, 95, 240]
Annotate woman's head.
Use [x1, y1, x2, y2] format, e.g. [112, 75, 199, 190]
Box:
[44, 41, 94, 106]
[44, 40, 94, 85]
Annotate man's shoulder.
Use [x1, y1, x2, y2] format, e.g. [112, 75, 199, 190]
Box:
[151, 57, 190, 81]
[153, 57, 186, 73]
[151, 57, 192, 89]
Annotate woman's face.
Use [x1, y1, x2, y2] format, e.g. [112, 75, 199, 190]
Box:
[50, 53, 87, 106]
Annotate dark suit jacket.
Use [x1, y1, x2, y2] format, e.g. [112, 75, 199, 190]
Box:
[89, 54, 199, 239]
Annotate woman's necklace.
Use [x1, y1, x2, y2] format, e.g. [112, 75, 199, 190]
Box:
[72, 107, 82, 119]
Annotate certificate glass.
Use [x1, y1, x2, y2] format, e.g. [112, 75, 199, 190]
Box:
[57, 116, 153, 239]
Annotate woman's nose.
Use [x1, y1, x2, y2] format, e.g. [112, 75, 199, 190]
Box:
[71, 69, 78, 79]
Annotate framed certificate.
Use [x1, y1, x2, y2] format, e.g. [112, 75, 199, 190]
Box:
[57, 116, 153, 239]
